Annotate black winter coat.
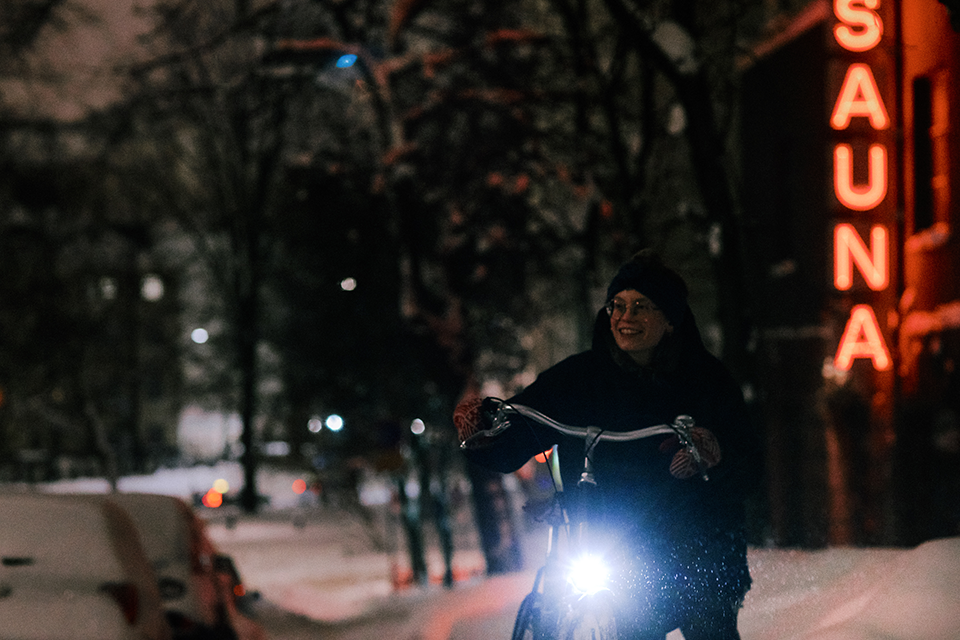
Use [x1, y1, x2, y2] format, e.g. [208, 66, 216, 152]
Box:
[464, 309, 761, 577]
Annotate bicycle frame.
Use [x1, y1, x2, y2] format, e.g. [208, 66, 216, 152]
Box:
[512, 440, 619, 640]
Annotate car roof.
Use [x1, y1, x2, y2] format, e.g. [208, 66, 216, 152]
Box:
[0, 493, 126, 579]
[0, 492, 171, 640]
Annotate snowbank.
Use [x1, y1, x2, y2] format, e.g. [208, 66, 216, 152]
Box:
[741, 538, 960, 640]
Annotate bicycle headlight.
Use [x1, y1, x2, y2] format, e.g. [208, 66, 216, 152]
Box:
[567, 554, 610, 594]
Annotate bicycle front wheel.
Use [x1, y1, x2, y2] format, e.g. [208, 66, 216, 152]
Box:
[558, 591, 619, 640]
[512, 592, 542, 640]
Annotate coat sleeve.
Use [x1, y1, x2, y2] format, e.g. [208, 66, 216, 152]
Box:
[460, 356, 590, 473]
[461, 414, 556, 473]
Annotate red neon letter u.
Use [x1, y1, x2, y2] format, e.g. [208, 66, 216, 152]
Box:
[834, 144, 887, 211]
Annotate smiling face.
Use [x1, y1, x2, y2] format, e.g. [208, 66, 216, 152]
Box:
[607, 289, 673, 365]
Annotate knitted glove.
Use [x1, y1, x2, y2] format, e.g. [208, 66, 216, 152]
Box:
[453, 397, 485, 443]
[659, 427, 722, 479]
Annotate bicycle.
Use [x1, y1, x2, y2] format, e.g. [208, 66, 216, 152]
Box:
[460, 399, 710, 640]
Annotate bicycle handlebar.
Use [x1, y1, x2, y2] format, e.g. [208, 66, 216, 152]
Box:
[460, 399, 709, 480]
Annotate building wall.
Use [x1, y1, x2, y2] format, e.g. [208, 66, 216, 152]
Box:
[741, 0, 960, 546]
[895, 0, 960, 543]
[900, 0, 960, 331]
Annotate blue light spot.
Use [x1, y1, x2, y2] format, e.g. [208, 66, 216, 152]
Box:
[336, 54, 357, 68]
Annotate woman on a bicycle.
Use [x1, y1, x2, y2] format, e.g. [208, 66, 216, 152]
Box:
[455, 250, 762, 640]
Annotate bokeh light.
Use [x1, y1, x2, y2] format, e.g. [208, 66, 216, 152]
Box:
[141, 274, 165, 301]
[202, 488, 223, 508]
[213, 478, 230, 494]
[191, 328, 209, 344]
[336, 54, 357, 68]
[292, 479, 307, 494]
[325, 414, 344, 432]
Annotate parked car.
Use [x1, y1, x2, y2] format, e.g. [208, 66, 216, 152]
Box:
[107, 493, 266, 640]
[212, 553, 267, 640]
[0, 492, 172, 640]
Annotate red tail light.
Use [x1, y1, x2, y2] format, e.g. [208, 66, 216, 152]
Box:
[100, 582, 139, 625]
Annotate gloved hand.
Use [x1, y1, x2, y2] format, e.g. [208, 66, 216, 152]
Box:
[454, 397, 505, 447]
[453, 397, 484, 443]
[659, 427, 722, 479]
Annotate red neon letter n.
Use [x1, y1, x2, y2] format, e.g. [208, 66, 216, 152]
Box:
[834, 223, 888, 290]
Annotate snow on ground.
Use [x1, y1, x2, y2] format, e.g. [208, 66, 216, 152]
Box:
[36, 461, 309, 510]
[13, 463, 960, 640]
[740, 540, 960, 640]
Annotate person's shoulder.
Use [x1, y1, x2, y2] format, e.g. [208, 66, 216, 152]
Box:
[510, 349, 611, 413]
[698, 349, 731, 374]
[542, 350, 606, 375]
[686, 348, 741, 391]
[519, 350, 607, 391]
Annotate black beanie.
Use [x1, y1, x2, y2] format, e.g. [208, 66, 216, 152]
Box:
[605, 252, 689, 326]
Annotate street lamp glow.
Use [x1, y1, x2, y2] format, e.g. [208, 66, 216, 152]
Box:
[191, 328, 209, 344]
[141, 275, 165, 301]
[325, 414, 344, 432]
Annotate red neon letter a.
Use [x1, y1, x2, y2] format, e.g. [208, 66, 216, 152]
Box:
[834, 304, 892, 371]
[831, 63, 889, 130]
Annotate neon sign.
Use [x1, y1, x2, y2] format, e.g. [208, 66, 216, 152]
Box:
[835, 304, 892, 370]
[833, 144, 888, 210]
[830, 0, 893, 372]
[830, 63, 890, 130]
[832, 0, 883, 51]
[834, 223, 888, 290]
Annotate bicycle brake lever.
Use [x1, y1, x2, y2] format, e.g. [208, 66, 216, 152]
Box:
[459, 399, 512, 449]
[490, 400, 512, 432]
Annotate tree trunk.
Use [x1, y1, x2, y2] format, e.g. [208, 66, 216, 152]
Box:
[466, 462, 525, 575]
[238, 248, 261, 513]
[676, 71, 753, 381]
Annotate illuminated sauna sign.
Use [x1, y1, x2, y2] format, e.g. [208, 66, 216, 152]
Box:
[830, 0, 893, 372]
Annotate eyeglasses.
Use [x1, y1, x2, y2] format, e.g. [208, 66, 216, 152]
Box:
[605, 298, 661, 318]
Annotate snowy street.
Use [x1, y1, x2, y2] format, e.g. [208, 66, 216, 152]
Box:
[204, 507, 532, 640]
[26, 462, 960, 640]
[207, 506, 960, 640]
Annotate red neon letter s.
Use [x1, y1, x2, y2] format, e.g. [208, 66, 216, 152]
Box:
[834, 304, 892, 371]
[834, 0, 883, 52]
